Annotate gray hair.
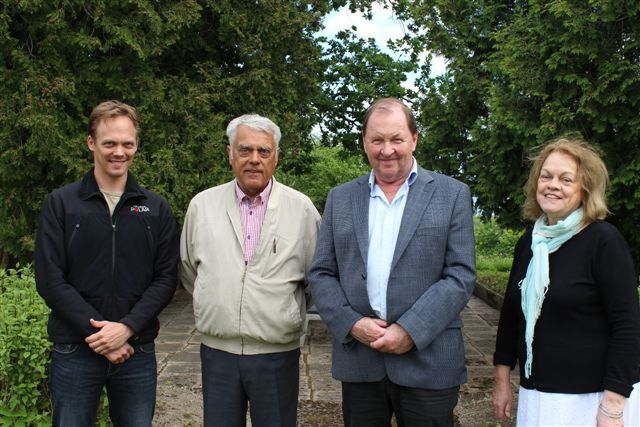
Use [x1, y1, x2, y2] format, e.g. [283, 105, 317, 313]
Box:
[226, 114, 281, 149]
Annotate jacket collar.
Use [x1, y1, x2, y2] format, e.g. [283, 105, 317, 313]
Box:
[353, 166, 435, 267]
[78, 168, 145, 201]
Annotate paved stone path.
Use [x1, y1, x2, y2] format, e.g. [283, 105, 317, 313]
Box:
[152, 289, 518, 426]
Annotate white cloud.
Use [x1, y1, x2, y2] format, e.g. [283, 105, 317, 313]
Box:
[431, 55, 448, 77]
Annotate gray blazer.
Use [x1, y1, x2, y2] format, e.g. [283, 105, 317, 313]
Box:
[309, 166, 476, 389]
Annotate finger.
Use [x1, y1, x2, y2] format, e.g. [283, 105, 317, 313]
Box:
[371, 318, 388, 327]
[91, 344, 105, 354]
[85, 330, 102, 343]
[90, 318, 106, 328]
[369, 336, 389, 352]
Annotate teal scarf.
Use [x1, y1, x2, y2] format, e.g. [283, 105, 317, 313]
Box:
[520, 208, 584, 378]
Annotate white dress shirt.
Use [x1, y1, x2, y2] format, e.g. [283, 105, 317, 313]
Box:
[366, 159, 418, 320]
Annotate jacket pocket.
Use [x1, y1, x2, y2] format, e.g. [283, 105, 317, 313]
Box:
[67, 223, 81, 253]
[52, 343, 80, 355]
[135, 342, 155, 354]
[240, 280, 304, 344]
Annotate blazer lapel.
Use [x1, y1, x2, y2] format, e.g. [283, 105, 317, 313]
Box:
[390, 168, 435, 271]
[352, 177, 370, 265]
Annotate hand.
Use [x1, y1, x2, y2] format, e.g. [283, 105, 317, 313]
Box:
[369, 323, 414, 354]
[492, 366, 513, 420]
[103, 343, 135, 364]
[85, 319, 134, 355]
[597, 391, 626, 427]
[350, 317, 388, 345]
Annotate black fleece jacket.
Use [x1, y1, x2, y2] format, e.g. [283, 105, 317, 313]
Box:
[35, 169, 179, 344]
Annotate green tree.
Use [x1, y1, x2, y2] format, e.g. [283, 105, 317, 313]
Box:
[277, 144, 369, 212]
[315, 29, 418, 150]
[381, 0, 640, 265]
[0, 0, 334, 265]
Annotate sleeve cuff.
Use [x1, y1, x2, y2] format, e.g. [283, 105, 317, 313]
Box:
[603, 376, 634, 398]
[493, 352, 517, 369]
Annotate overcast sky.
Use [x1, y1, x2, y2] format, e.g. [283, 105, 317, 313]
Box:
[319, 3, 447, 80]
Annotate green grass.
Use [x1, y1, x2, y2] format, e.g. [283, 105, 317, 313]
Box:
[476, 255, 512, 295]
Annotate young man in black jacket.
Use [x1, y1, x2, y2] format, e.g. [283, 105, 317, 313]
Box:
[35, 100, 179, 426]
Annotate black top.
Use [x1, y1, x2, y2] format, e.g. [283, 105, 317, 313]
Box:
[35, 169, 180, 344]
[494, 220, 640, 397]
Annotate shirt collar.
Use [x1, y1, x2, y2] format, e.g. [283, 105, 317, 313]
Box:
[235, 178, 273, 205]
[368, 157, 418, 193]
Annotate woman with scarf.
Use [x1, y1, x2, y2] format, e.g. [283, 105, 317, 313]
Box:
[492, 136, 640, 426]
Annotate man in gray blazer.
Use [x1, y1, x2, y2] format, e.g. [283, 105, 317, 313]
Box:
[309, 98, 476, 427]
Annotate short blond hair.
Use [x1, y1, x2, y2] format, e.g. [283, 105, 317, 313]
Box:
[88, 100, 139, 140]
[523, 136, 610, 224]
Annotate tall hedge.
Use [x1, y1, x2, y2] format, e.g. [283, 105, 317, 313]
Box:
[0, 0, 331, 265]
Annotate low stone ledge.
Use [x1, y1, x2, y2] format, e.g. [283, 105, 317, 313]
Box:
[473, 281, 504, 310]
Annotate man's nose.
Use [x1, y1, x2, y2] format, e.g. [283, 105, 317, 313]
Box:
[248, 149, 261, 162]
[379, 141, 394, 156]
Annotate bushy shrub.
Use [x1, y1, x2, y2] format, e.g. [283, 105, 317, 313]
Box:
[474, 217, 522, 258]
[277, 145, 369, 213]
[0, 265, 52, 425]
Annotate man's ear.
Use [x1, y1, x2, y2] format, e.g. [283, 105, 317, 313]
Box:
[87, 135, 95, 152]
[226, 145, 232, 164]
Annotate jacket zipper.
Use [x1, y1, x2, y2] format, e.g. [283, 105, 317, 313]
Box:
[99, 190, 143, 297]
[107, 195, 127, 296]
[111, 221, 117, 290]
[67, 223, 80, 253]
[239, 266, 248, 354]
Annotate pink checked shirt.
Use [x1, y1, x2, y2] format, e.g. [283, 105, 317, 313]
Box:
[235, 179, 272, 265]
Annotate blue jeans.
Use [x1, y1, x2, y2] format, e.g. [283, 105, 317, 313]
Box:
[49, 342, 157, 427]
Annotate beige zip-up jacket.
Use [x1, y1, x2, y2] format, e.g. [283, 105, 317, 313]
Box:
[180, 178, 321, 355]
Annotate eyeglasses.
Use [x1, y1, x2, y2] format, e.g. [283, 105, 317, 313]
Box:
[236, 145, 275, 159]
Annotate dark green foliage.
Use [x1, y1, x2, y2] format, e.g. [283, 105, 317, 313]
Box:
[316, 29, 418, 150]
[383, 0, 640, 266]
[0, 265, 51, 425]
[3, 0, 640, 272]
[0, 0, 336, 264]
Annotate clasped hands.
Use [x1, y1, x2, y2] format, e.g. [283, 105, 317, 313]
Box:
[85, 319, 134, 364]
[350, 317, 414, 354]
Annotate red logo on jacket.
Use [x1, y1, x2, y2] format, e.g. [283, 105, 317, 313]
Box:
[130, 205, 150, 213]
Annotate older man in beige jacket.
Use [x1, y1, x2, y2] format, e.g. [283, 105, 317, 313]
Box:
[180, 113, 320, 427]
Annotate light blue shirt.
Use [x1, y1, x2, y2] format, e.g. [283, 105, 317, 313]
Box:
[366, 158, 418, 320]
